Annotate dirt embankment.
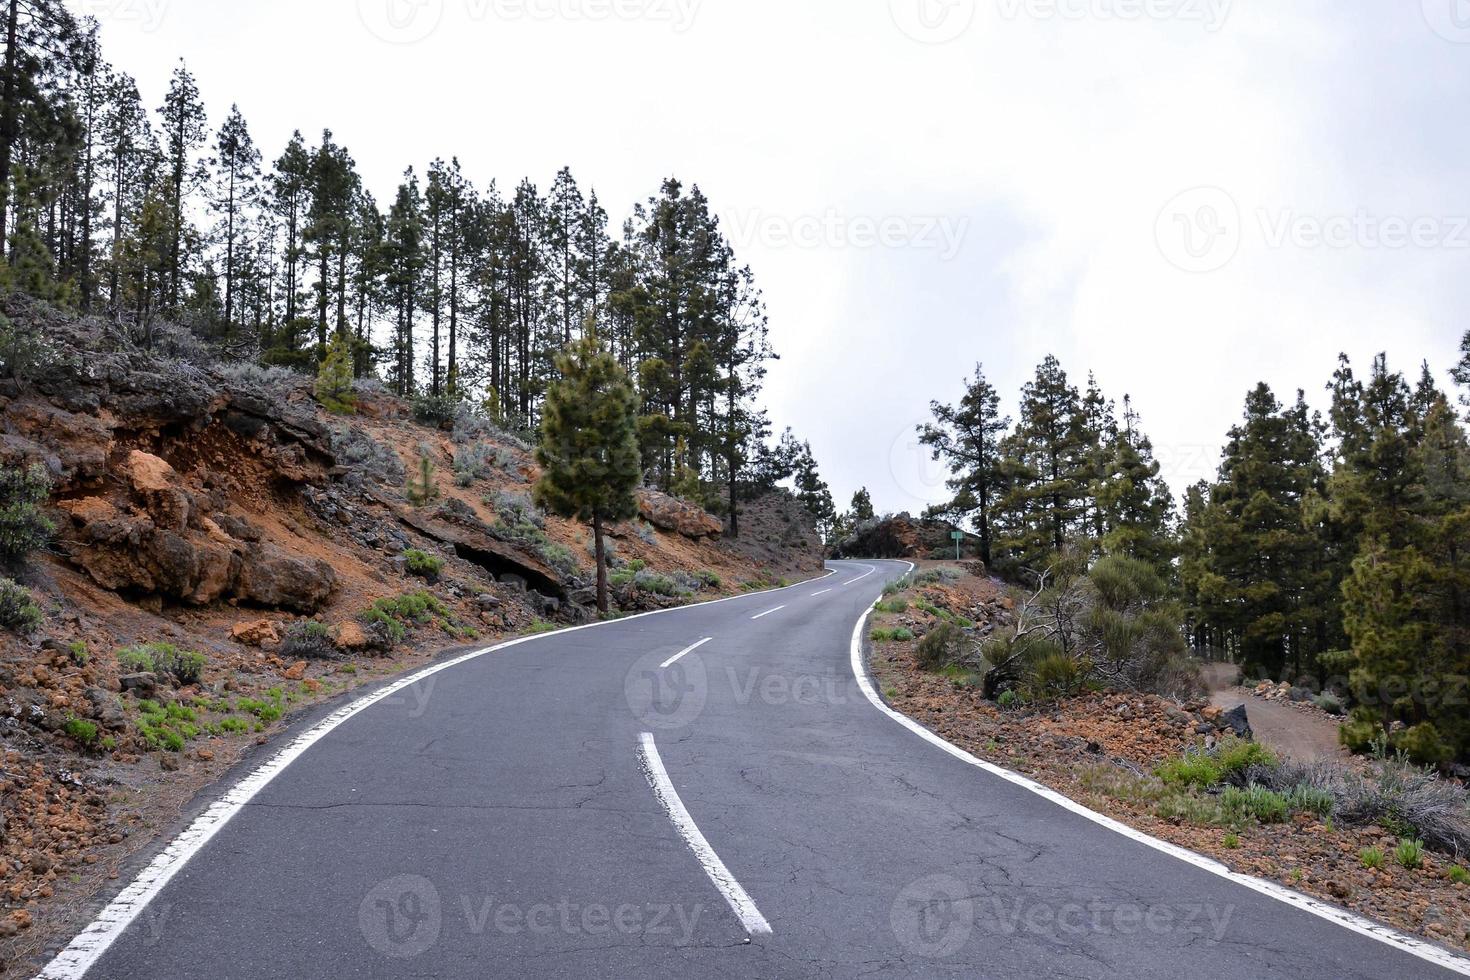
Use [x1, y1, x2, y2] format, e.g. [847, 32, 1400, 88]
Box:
[0, 310, 822, 976]
[867, 564, 1470, 956]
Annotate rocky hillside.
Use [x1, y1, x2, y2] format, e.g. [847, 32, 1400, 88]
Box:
[0, 305, 822, 974]
[830, 513, 980, 562]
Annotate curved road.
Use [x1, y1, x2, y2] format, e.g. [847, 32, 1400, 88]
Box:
[38, 561, 1469, 978]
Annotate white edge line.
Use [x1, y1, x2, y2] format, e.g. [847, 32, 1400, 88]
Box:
[842, 563, 877, 586]
[751, 605, 787, 620]
[636, 732, 773, 935]
[850, 560, 1470, 978]
[36, 566, 842, 979]
[661, 637, 713, 670]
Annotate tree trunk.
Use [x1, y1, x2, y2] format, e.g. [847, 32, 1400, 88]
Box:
[0, 0, 18, 258]
[593, 513, 609, 615]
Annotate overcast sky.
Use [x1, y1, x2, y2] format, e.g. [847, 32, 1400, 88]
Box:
[75, 0, 1468, 515]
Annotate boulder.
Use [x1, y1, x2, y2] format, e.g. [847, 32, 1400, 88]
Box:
[236, 545, 336, 613]
[1218, 704, 1253, 740]
[282, 661, 308, 681]
[230, 619, 281, 648]
[118, 673, 158, 697]
[331, 620, 379, 653]
[637, 490, 723, 539]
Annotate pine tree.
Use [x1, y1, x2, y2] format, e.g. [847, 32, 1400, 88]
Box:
[269, 131, 311, 352]
[209, 105, 260, 338]
[157, 61, 207, 310]
[314, 329, 356, 414]
[995, 356, 1088, 567]
[534, 335, 641, 614]
[919, 363, 1010, 566]
[793, 441, 837, 541]
[1095, 395, 1174, 568]
[851, 487, 876, 523]
[1180, 383, 1324, 678]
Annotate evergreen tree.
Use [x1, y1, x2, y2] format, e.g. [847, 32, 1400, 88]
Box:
[268, 131, 311, 353]
[851, 487, 876, 523]
[314, 329, 356, 414]
[919, 363, 1010, 566]
[1095, 395, 1174, 568]
[995, 356, 1088, 567]
[793, 441, 837, 540]
[534, 335, 641, 614]
[156, 61, 207, 309]
[209, 105, 260, 338]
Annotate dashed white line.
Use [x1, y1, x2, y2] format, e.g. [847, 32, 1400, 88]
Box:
[841, 563, 877, 585]
[751, 605, 786, 620]
[810, 589, 833, 597]
[36, 572, 828, 979]
[661, 637, 712, 670]
[637, 733, 773, 935]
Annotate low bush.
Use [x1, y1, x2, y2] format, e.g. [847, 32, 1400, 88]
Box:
[0, 578, 42, 633]
[360, 590, 451, 650]
[67, 640, 89, 666]
[412, 393, 460, 429]
[0, 463, 54, 565]
[403, 549, 445, 580]
[116, 643, 207, 685]
[916, 622, 965, 671]
[1334, 758, 1470, 854]
[1396, 838, 1425, 870]
[281, 621, 339, 661]
[1313, 692, 1346, 716]
[1360, 846, 1386, 870]
[1157, 753, 1224, 790]
[1448, 865, 1470, 885]
[696, 570, 722, 589]
[871, 626, 915, 643]
[1026, 652, 1088, 701]
[876, 598, 909, 614]
[1221, 786, 1291, 824]
[63, 717, 99, 747]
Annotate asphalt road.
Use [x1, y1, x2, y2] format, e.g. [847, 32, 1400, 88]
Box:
[43, 560, 1470, 978]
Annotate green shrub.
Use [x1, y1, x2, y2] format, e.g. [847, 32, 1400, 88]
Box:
[281, 620, 338, 661]
[1220, 786, 1291, 824]
[0, 464, 54, 565]
[916, 622, 965, 671]
[1396, 838, 1425, 870]
[0, 578, 42, 633]
[1313, 692, 1346, 716]
[360, 590, 450, 649]
[67, 640, 89, 666]
[1392, 723, 1454, 768]
[1360, 846, 1385, 870]
[116, 643, 206, 685]
[408, 452, 440, 506]
[403, 549, 445, 580]
[696, 570, 722, 589]
[314, 331, 357, 414]
[1223, 832, 1240, 849]
[412, 393, 459, 429]
[997, 689, 1023, 709]
[1285, 785, 1336, 819]
[1447, 865, 1470, 885]
[1157, 753, 1224, 790]
[876, 598, 909, 614]
[1026, 652, 1087, 701]
[1217, 740, 1277, 780]
[63, 717, 99, 747]
[870, 626, 915, 643]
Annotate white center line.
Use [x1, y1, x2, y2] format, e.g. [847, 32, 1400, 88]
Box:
[751, 605, 786, 620]
[661, 637, 712, 670]
[637, 733, 773, 936]
[811, 589, 833, 597]
[842, 564, 877, 586]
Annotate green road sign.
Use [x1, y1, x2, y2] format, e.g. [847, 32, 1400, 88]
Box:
[951, 531, 965, 540]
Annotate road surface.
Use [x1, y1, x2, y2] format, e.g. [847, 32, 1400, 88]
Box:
[39, 561, 1468, 979]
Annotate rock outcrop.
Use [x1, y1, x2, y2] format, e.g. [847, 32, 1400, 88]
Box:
[637, 490, 723, 539]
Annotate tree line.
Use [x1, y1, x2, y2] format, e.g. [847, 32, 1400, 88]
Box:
[0, 0, 825, 533]
[922, 336, 1470, 765]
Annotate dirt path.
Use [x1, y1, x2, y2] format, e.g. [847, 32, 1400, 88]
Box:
[1201, 662, 1346, 762]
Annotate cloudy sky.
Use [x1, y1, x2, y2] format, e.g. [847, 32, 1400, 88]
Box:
[76, 0, 1468, 515]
